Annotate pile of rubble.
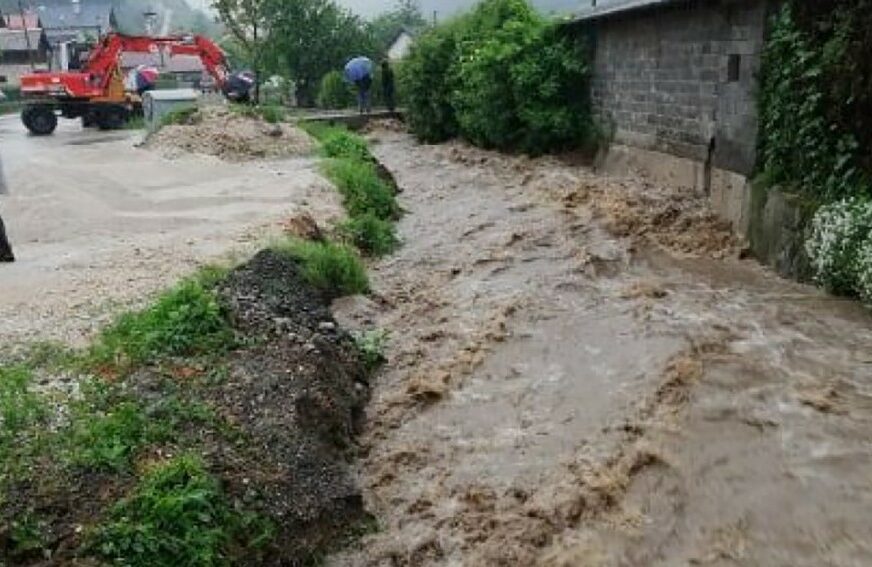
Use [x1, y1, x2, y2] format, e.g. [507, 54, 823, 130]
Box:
[147, 106, 314, 161]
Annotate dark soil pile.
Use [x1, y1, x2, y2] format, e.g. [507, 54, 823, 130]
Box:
[0, 250, 370, 565]
[210, 250, 371, 558]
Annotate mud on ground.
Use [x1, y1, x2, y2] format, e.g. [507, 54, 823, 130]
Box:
[329, 133, 872, 566]
[146, 106, 314, 162]
[2, 250, 371, 564]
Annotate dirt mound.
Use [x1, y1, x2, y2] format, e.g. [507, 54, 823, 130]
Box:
[210, 250, 371, 556]
[147, 106, 314, 161]
[1, 250, 370, 564]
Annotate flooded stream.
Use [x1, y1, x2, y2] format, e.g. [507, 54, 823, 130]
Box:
[331, 133, 872, 566]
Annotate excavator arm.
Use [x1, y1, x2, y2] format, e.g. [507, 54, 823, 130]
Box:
[84, 33, 231, 91]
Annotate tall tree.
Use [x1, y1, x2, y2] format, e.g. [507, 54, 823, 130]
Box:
[212, 0, 271, 99]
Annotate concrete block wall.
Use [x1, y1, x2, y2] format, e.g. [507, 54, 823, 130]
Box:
[589, 0, 770, 177]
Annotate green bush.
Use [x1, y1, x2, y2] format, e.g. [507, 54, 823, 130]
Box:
[322, 130, 371, 161]
[323, 159, 400, 221]
[401, 19, 464, 143]
[90, 456, 235, 567]
[88, 279, 234, 368]
[317, 70, 355, 109]
[339, 213, 399, 256]
[274, 239, 370, 297]
[806, 198, 872, 299]
[401, 0, 596, 153]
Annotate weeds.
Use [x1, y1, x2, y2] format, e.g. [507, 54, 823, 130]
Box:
[354, 329, 389, 373]
[323, 158, 399, 221]
[338, 213, 399, 256]
[89, 455, 236, 567]
[0, 365, 45, 458]
[86, 278, 234, 369]
[273, 239, 369, 297]
[322, 130, 370, 161]
[160, 107, 199, 127]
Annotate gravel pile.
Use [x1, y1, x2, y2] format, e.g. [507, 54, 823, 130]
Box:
[147, 106, 315, 161]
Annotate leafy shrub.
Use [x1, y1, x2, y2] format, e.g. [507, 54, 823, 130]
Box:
[274, 239, 369, 297]
[806, 198, 872, 297]
[317, 70, 355, 109]
[90, 456, 235, 567]
[323, 159, 400, 221]
[339, 213, 399, 256]
[89, 279, 234, 368]
[401, 0, 596, 153]
[323, 130, 370, 161]
[400, 19, 464, 143]
[758, 4, 871, 200]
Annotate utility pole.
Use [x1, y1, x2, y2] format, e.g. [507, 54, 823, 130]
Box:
[432, 10, 437, 26]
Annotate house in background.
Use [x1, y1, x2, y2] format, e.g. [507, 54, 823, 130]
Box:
[0, 9, 49, 84]
[387, 28, 415, 61]
[37, 0, 117, 70]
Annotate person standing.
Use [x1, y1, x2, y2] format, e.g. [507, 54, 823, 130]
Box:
[381, 60, 396, 113]
[344, 56, 374, 115]
[0, 154, 13, 262]
[355, 73, 372, 115]
[0, 214, 13, 262]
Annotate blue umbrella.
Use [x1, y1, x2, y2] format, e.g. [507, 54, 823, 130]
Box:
[344, 56, 373, 83]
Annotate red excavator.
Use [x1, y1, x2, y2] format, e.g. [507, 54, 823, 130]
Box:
[19, 32, 253, 135]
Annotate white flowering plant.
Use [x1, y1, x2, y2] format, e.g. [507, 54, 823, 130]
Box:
[806, 198, 872, 298]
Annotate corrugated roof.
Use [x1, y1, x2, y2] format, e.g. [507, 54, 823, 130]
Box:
[38, 1, 114, 32]
[0, 29, 45, 52]
[568, 0, 687, 22]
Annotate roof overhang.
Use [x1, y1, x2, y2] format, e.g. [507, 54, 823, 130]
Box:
[565, 0, 689, 24]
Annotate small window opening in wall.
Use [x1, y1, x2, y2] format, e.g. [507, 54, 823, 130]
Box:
[728, 54, 741, 82]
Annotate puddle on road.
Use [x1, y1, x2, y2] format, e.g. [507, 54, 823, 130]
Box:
[330, 133, 872, 566]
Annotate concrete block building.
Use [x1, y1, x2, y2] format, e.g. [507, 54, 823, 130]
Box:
[568, 0, 773, 236]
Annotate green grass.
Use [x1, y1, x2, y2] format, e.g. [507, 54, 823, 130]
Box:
[323, 159, 400, 222]
[86, 279, 234, 370]
[89, 455, 237, 567]
[338, 213, 399, 256]
[0, 365, 45, 460]
[298, 121, 348, 143]
[160, 106, 199, 127]
[322, 130, 370, 161]
[230, 103, 287, 124]
[273, 239, 369, 297]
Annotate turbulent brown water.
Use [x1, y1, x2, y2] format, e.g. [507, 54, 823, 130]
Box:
[330, 133, 872, 566]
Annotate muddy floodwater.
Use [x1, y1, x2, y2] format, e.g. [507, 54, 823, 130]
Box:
[330, 133, 872, 566]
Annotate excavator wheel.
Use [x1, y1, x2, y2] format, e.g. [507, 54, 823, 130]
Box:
[22, 106, 58, 136]
[96, 106, 128, 130]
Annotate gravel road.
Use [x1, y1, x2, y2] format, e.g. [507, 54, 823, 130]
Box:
[0, 114, 343, 348]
